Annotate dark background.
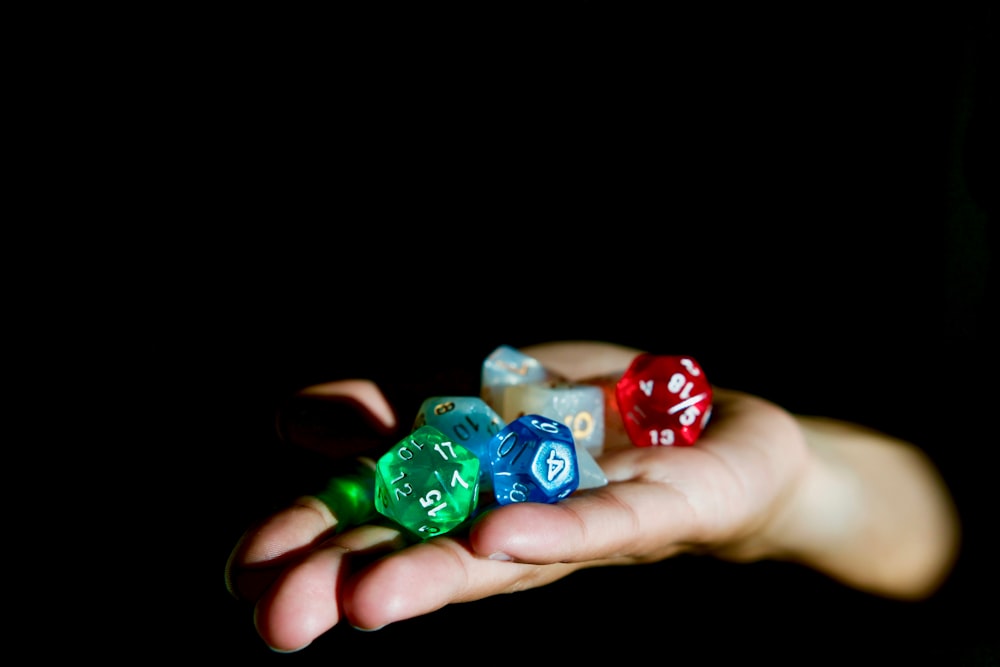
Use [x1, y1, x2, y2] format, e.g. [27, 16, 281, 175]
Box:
[153, 5, 997, 664]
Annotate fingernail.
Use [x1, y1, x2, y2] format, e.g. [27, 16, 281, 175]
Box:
[351, 623, 386, 632]
[488, 551, 513, 561]
[267, 641, 311, 653]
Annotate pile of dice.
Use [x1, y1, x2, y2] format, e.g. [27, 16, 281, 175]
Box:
[368, 345, 713, 540]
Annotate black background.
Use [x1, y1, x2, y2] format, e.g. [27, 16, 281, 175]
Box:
[148, 5, 999, 664]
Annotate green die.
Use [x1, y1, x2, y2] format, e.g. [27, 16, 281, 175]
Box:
[374, 425, 481, 539]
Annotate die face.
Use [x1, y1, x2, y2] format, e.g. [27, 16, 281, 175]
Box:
[501, 382, 605, 456]
[576, 372, 633, 452]
[374, 425, 480, 538]
[413, 396, 505, 463]
[481, 345, 552, 388]
[615, 354, 713, 447]
[481, 345, 561, 417]
[488, 415, 579, 504]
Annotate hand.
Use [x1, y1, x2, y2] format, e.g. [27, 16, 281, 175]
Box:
[224, 342, 958, 652]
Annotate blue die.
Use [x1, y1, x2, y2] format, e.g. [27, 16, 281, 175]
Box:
[489, 414, 579, 505]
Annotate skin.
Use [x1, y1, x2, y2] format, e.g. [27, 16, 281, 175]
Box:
[225, 341, 961, 653]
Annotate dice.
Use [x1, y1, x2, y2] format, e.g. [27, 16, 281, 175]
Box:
[575, 372, 633, 451]
[413, 395, 504, 497]
[615, 354, 713, 447]
[481, 344, 562, 417]
[374, 425, 481, 538]
[413, 396, 504, 464]
[488, 414, 579, 504]
[500, 381, 606, 456]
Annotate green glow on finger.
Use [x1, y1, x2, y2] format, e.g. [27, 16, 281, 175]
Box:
[314, 464, 377, 531]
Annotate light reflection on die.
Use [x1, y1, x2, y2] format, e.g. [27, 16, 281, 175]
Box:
[575, 372, 634, 452]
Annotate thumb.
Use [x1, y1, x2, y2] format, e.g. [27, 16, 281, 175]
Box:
[275, 379, 399, 461]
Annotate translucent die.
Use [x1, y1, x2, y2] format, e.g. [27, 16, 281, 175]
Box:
[413, 396, 504, 465]
[615, 354, 713, 447]
[480, 345, 561, 417]
[413, 395, 504, 497]
[500, 381, 606, 456]
[488, 414, 579, 505]
[374, 425, 481, 538]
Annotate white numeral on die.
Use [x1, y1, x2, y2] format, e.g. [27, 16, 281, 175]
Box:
[648, 428, 675, 446]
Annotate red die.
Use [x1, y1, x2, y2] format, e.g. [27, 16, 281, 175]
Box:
[615, 354, 713, 447]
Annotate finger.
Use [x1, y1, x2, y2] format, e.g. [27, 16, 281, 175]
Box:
[466, 389, 808, 565]
[254, 524, 404, 652]
[298, 380, 397, 429]
[341, 536, 582, 631]
[276, 379, 398, 460]
[225, 496, 339, 602]
[521, 341, 643, 380]
[468, 460, 702, 565]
